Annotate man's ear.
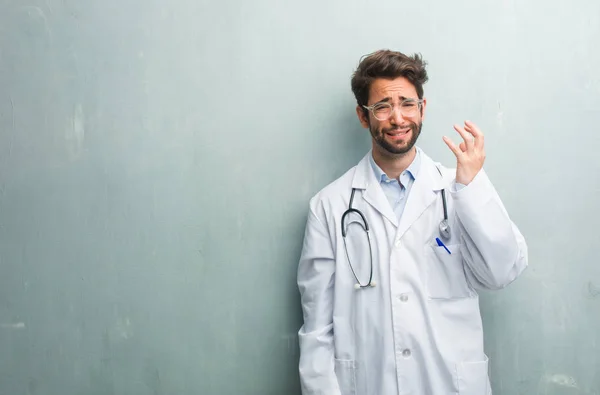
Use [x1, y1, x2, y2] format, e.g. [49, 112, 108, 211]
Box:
[420, 98, 427, 121]
[356, 105, 370, 129]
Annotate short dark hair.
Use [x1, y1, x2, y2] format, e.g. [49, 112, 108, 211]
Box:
[351, 50, 429, 109]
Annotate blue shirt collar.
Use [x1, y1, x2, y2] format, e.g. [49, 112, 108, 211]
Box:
[369, 147, 421, 183]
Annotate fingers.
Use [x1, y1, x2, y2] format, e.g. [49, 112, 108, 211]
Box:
[453, 124, 474, 151]
[442, 136, 462, 158]
[447, 120, 485, 158]
[464, 120, 484, 150]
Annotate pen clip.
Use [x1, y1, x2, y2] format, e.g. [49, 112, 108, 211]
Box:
[435, 237, 451, 254]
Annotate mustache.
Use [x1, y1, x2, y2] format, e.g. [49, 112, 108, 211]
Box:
[382, 125, 414, 133]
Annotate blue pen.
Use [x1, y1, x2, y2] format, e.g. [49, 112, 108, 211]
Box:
[436, 237, 451, 254]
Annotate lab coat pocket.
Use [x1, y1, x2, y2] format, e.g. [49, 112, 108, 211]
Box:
[457, 356, 491, 395]
[334, 359, 356, 395]
[426, 244, 473, 299]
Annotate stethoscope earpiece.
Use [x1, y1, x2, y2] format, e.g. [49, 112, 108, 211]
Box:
[354, 281, 376, 290]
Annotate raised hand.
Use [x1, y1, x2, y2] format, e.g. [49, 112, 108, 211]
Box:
[442, 120, 486, 185]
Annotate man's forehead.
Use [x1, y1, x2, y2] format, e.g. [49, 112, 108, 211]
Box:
[369, 77, 417, 100]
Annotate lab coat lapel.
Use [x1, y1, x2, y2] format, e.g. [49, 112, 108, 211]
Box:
[395, 151, 448, 241]
[351, 152, 399, 228]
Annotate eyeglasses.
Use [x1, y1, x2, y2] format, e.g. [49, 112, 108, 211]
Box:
[363, 98, 424, 121]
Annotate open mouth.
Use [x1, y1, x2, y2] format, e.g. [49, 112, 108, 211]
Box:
[385, 128, 411, 138]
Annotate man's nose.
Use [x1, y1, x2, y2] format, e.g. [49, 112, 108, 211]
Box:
[389, 106, 406, 125]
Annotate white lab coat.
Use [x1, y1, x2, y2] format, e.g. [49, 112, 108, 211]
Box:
[297, 147, 528, 395]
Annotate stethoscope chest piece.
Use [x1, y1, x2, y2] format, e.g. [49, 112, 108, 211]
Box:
[439, 219, 450, 241]
[438, 175, 451, 241]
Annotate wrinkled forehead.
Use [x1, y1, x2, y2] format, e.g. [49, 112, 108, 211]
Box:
[368, 77, 419, 104]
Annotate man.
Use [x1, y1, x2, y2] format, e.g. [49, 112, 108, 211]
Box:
[296, 50, 528, 395]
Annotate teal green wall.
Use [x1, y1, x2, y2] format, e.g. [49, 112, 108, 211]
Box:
[1, 0, 599, 394]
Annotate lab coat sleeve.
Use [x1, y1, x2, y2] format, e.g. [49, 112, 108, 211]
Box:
[451, 169, 528, 290]
[297, 200, 341, 395]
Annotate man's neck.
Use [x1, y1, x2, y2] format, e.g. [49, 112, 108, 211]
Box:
[372, 147, 417, 180]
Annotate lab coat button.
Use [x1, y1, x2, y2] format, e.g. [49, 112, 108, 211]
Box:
[394, 239, 401, 248]
[402, 349, 411, 358]
[399, 294, 408, 302]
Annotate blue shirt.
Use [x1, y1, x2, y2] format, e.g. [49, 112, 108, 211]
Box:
[369, 149, 421, 222]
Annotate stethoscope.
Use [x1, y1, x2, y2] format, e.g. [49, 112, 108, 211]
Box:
[341, 166, 450, 289]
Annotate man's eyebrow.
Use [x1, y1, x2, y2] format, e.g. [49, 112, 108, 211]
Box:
[372, 95, 413, 105]
[372, 97, 392, 105]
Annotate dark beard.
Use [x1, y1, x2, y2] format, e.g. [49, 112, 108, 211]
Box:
[370, 122, 422, 155]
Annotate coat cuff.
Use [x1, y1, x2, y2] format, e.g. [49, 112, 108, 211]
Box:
[450, 169, 496, 213]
